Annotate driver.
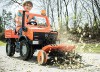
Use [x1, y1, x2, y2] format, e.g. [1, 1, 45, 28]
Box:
[15, 1, 33, 34]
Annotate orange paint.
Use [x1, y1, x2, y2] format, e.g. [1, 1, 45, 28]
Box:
[42, 44, 75, 53]
[5, 29, 19, 38]
[37, 50, 47, 64]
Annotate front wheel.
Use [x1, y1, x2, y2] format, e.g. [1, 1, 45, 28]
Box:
[20, 40, 31, 60]
[6, 40, 15, 57]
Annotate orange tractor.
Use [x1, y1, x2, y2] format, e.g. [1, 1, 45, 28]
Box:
[5, 11, 82, 65]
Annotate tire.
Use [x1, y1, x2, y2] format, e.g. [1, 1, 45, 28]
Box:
[29, 47, 34, 59]
[20, 40, 31, 60]
[6, 40, 15, 57]
[37, 50, 47, 65]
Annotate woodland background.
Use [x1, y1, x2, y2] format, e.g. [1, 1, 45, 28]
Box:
[0, 0, 100, 44]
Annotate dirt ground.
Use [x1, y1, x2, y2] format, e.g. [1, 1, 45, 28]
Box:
[0, 46, 100, 72]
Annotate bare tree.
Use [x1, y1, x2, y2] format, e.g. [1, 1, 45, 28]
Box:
[73, 0, 78, 29]
[94, 0, 100, 18]
[63, 0, 71, 30]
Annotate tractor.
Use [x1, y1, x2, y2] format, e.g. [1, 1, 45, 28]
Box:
[5, 10, 82, 66]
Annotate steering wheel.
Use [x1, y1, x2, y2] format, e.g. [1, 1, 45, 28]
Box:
[27, 21, 37, 25]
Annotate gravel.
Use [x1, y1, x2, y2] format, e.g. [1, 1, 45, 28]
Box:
[0, 46, 100, 72]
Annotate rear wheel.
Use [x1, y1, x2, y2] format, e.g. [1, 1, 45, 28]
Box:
[20, 40, 31, 60]
[37, 50, 47, 65]
[6, 39, 15, 56]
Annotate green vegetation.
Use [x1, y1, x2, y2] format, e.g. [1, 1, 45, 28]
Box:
[76, 43, 100, 53]
[0, 41, 6, 46]
[0, 40, 100, 53]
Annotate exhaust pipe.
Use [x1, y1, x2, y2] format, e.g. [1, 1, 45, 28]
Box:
[22, 11, 27, 32]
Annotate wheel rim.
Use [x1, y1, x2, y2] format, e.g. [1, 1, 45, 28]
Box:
[38, 51, 43, 64]
[37, 50, 47, 65]
[22, 44, 27, 55]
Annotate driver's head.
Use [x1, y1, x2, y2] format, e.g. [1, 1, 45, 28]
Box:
[23, 1, 33, 11]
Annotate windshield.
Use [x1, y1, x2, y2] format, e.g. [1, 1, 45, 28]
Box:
[30, 16, 47, 26]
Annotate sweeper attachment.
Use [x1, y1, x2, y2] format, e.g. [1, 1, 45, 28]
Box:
[37, 44, 82, 67]
[5, 10, 82, 67]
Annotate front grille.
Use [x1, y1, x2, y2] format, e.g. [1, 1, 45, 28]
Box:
[33, 32, 58, 45]
[33, 32, 46, 40]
